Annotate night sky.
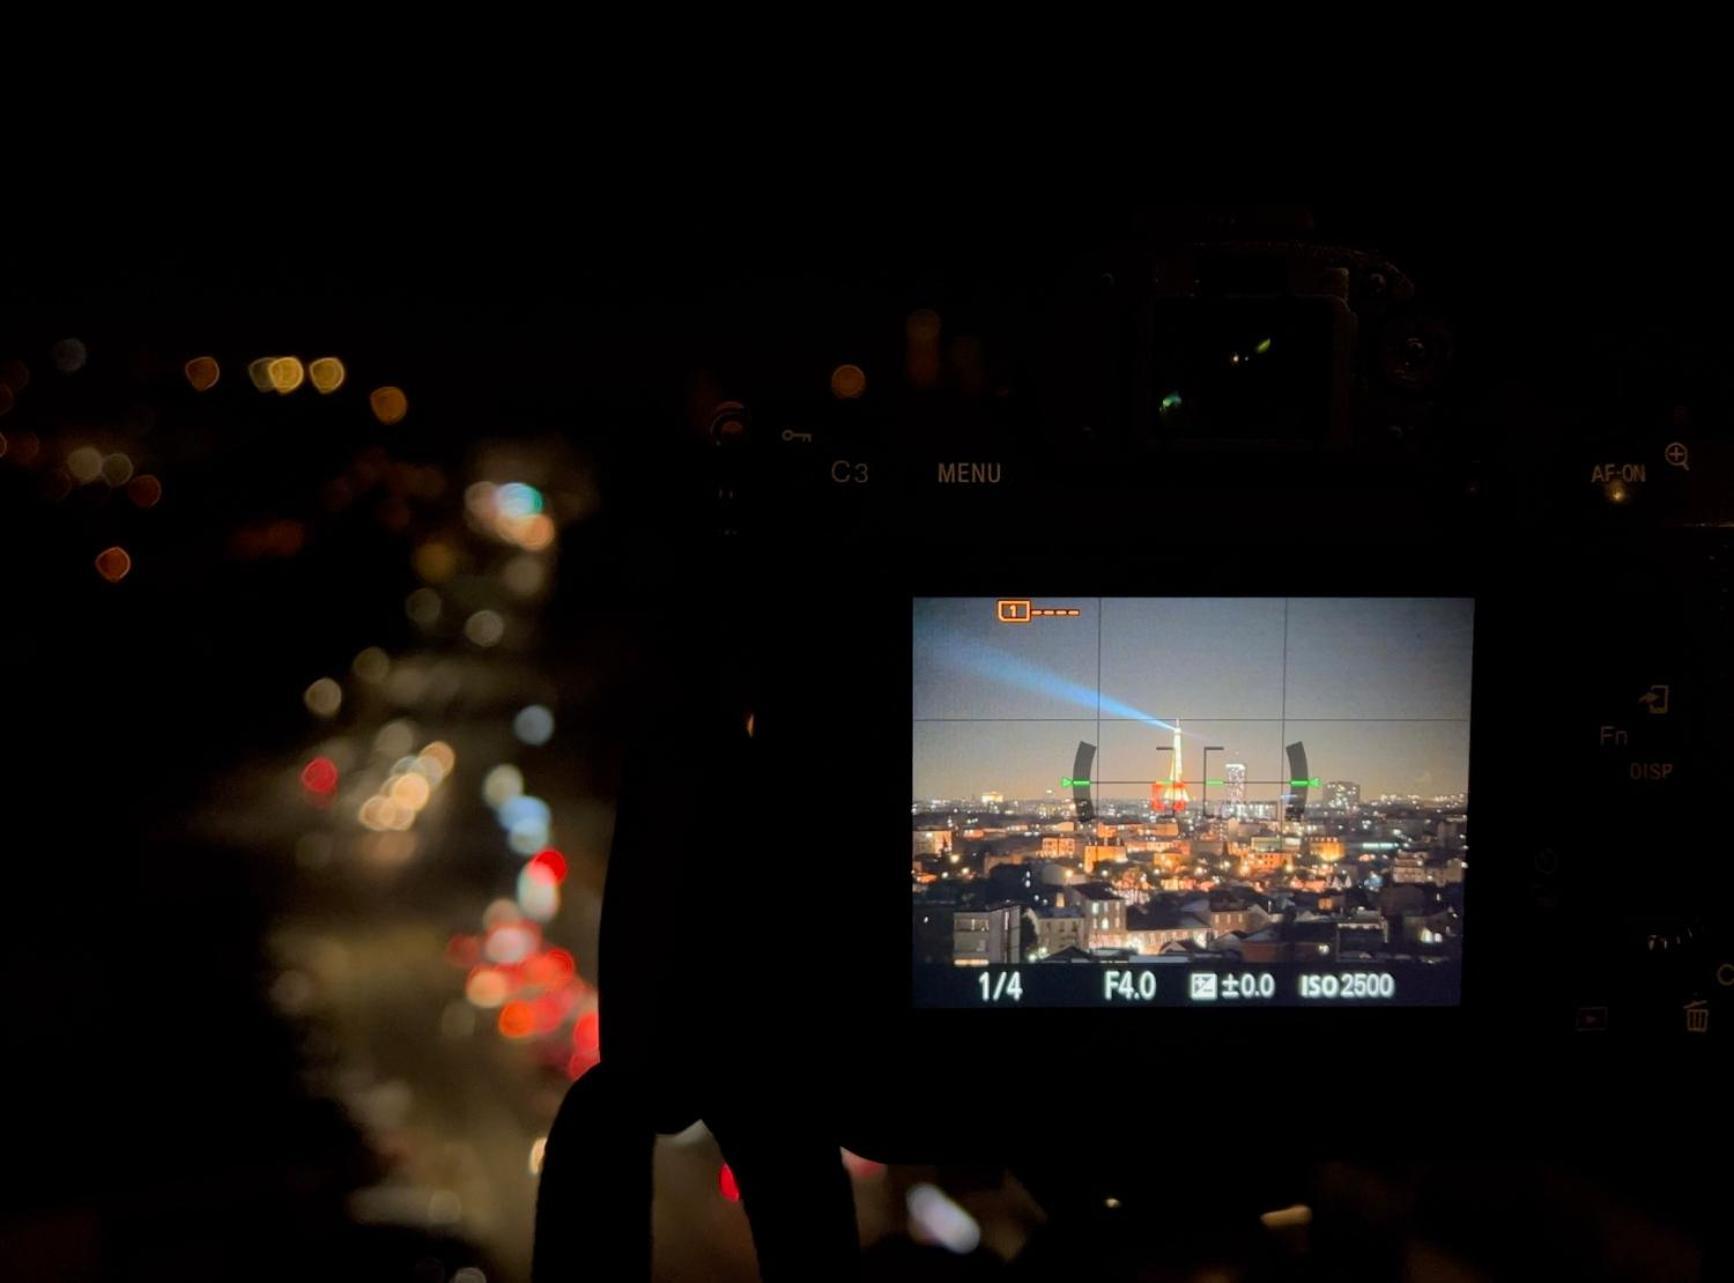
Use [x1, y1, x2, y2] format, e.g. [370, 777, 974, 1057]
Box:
[912, 598, 1473, 803]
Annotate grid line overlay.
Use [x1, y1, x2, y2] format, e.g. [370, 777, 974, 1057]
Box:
[913, 597, 1473, 805]
[1096, 596, 1103, 788]
[1280, 597, 1288, 819]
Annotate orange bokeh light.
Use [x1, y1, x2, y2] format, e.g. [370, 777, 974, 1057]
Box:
[830, 364, 867, 400]
[370, 386, 409, 425]
[309, 356, 346, 394]
[184, 356, 220, 391]
[543, 947, 576, 983]
[128, 474, 163, 508]
[498, 999, 536, 1038]
[517, 514, 555, 551]
[94, 547, 132, 583]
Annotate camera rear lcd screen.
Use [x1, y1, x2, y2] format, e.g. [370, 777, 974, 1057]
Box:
[912, 598, 1473, 1008]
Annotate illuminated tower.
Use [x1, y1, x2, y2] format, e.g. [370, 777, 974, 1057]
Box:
[1152, 722, 1190, 813]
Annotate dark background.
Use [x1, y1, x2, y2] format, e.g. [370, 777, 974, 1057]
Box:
[4, 168, 1729, 1281]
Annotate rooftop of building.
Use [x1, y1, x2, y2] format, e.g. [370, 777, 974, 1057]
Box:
[1071, 882, 1124, 902]
[1040, 945, 1096, 963]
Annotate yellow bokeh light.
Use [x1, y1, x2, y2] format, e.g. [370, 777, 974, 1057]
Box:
[358, 795, 391, 831]
[482, 764, 523, 808]
[268, 357, 306, 394]
[375, 719, 417, 759]
[405, 587, 441, 627]
[352, 646, 391, 682]
[309, 357, 346, 394]
[370, 386, 409, 425]
[391, 772, 432, 811]
[830, 363, 867, 400]
[66, 446, 103, 483]
[366, 832, 419, 866]
[304, 677, 343, 718]
[465, 969, 509, 1008]
[359, 794, 415, 833]
[464, 482, 496, 519]
[248, 358, 276, 392]
[464, 610, 505, 647]
[502, 554, 546, 597]
[185, 356, 220, 392]
[414, 541, 459, 583]
[420, 741, 456, 775]
[517, 514, 555, 551]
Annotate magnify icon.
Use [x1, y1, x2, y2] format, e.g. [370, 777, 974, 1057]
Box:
[1665, 441, 1690, 470]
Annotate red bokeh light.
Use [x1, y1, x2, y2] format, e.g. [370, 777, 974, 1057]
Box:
[300, 756, 339, 796]
[719, 1164, 741, 1202]
[531, 993, 564, 1033]
[128, 474, 163, 508]
[530, 848, 568, 884]
[522, 947, 578, 990]
[571, 1010, 600, 1058]
[445, 935, 482, 968]
[567, 1050, 599, 1080]
[498, 1000, 535, 1038]
[543, 947, 577, 983]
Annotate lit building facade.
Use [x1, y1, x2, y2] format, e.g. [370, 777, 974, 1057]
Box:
[1083, 843, 1123, 872]
[953, 905, 1022, 965]
[913, 829, 953, 856]
[1308, 838, 1346, 863]
[1324, 781, 1361, 812]
[1063, 883, 1126, 934]
[1224, 762, 1247, 817]
[1031, 907, 1089, 958]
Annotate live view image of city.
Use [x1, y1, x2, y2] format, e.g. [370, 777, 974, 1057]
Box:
[913, 598, 1474, 1008]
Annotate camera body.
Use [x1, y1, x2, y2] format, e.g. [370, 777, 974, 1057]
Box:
[595, 227, 1730, 1165]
